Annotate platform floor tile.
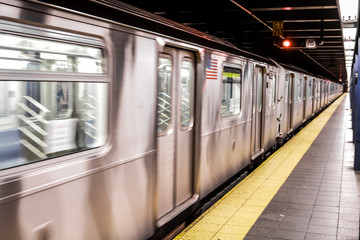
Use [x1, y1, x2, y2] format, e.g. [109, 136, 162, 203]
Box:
[175, 95, 355, 239]
[244, 94, 360, 240]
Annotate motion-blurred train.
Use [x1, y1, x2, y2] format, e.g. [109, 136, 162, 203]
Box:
[0, 1, 343, 239]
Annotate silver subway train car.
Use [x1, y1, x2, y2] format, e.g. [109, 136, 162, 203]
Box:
[0, 1, 343, 239]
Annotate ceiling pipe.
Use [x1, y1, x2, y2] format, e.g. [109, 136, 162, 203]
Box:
[229, 0, 277, 35]
[299, 49, 338, 78]
[229, 0, 338, 80]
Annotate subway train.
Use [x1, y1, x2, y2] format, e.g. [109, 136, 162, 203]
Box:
[0, 1, 343, 239]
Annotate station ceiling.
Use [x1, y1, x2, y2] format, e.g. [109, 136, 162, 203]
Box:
[118, 0, 347, 83]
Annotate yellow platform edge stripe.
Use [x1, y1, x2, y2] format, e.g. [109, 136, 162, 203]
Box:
[175, 94, 346, 240]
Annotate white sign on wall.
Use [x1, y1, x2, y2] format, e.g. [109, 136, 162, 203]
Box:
[306, 39, 317, 49]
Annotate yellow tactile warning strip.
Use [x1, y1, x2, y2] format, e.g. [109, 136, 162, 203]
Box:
[174, 94, 346, 240]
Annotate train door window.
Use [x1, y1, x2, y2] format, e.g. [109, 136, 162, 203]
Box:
[297, 77, 302, 102]
[304, 76, 308, 98]
[257, 68, 263, 111]
[271, 74, 277, 107]
[221, 66, 242, 117]
[294, 75, 298, 102]
[180, 60, 193, 128]
[0, 22, 107, 170]
[157, 57, 172, 134]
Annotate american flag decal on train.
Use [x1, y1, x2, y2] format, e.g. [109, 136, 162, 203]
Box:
[206, 58, 218, 80]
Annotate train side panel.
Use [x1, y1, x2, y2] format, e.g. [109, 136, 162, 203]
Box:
[199, 52, 253, 196]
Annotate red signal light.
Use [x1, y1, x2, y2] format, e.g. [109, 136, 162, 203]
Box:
[282, 39, 291, 48]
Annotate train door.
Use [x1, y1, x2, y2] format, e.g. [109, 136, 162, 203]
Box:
[312, 78, 316, 114]
[324, 82, 327, 104]
[287, 73, 295, 132]
[317, 80, 321, 110]
[156, 46, 195, 222]
[326, 82, 329, 104]
[320, 81, 325, 108]
[251, 66, 265, 159]
[303, 76, 307, 121]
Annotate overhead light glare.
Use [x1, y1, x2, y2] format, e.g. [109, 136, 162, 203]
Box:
[344, 42, 355, 50]
[343, 28, 357, 40]
[282, 39, 291, 48]
[345, 50, 354, 57]
[339, 0, 358, 22]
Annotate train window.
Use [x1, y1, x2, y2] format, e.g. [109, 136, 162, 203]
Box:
[0, 81, 108, 170]
[0, 33, 104, 73]
[221, 66, 242, 117]
[180, 60, 193, 128]
[157, 57, 172, 134]
[0, 24, 107, 170]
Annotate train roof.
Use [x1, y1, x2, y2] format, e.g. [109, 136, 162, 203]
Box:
[32, 0, 340, 81]
[35, 0, 275, 64]
[278, 62, 323, 79]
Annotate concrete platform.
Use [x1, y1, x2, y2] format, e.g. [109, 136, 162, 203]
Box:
[175, 94, 360, 240]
